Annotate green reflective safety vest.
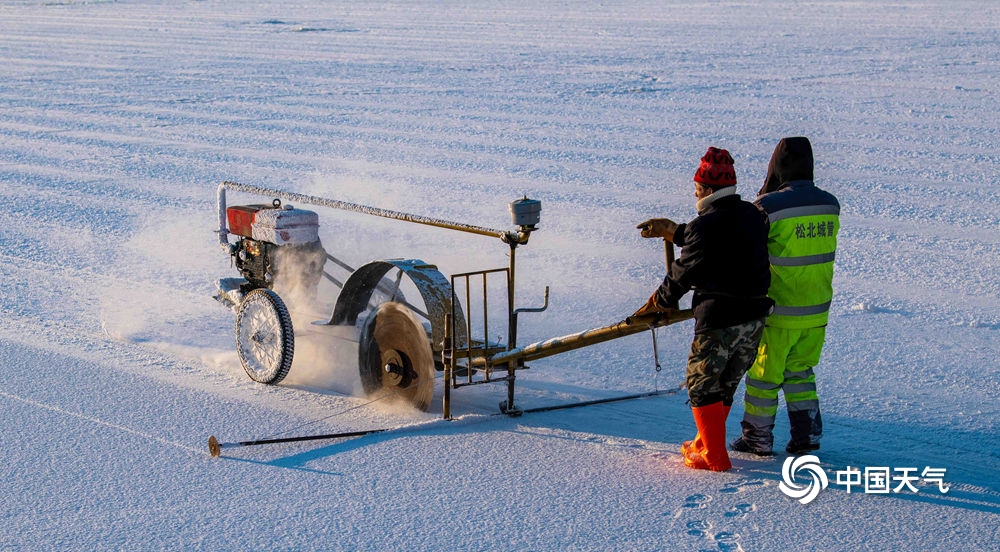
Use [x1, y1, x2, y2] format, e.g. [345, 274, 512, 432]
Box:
[756, 181, 840, 329]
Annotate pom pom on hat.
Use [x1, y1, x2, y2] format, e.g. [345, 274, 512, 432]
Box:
[693, 147, 737, 188]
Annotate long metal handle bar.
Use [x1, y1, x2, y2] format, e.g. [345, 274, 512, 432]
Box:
[217, 180, 512, 250]
[470, 310, 693, 368]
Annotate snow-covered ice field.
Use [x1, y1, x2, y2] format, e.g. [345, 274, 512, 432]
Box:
[1, 1, 998, 550]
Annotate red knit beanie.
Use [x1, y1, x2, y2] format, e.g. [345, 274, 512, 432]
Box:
[693, 147, 737, 188]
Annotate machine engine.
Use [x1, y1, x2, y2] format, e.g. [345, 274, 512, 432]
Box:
[226, 200, 326, 301]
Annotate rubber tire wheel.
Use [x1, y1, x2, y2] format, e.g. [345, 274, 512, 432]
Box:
[235, 288, 294, 384]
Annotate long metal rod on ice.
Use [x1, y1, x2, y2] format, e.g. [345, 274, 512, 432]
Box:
[209, 388, 680, 457]
[521, 388, 679, 415]
[208, 429, 387, 457]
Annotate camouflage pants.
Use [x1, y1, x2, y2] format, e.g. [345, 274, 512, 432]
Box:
[686, 319, 765, 408]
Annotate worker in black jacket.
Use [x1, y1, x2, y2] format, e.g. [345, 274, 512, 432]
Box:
[634, 146, 772, 471]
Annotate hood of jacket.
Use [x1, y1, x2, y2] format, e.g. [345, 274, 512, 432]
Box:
[758, 136, 814, 196]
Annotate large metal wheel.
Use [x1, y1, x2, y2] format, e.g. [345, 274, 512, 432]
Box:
[235, 288, 294, 384]
[359, 302, 434, 411]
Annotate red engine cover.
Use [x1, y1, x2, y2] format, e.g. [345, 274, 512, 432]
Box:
[226, 205, 267, 238]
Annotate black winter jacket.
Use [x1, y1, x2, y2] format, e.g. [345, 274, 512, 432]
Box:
[655, 189, 773, 334]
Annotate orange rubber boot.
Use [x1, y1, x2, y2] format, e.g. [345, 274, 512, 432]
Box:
[681, 434, 703, 456]
[681, 405, 731, 457]
[683, 402, 732, 472]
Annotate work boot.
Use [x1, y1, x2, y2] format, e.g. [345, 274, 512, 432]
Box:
[681, 405, 730, 457]
[787, 409, 823, 454]
[730, 436, 773, 457]
[683, 402, 731, 472]
[738, 419, 775, 454]
[680, 435, 703, 457]
[785, 441, 820, 455]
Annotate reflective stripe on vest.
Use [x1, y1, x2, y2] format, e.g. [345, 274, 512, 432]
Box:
[770, 252, 836, 267]
[772, 301, 833, 317]
[768, 204, 840, 223]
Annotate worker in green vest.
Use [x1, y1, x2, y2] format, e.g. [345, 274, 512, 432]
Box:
[730, 137, 840, 456]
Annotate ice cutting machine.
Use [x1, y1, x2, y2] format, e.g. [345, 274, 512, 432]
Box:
[213, 181, 692, 418]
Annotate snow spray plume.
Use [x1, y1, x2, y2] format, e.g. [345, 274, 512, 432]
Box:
[269, 241, 362, 395]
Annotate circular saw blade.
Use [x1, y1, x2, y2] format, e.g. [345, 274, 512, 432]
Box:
[359, 301, 434, 411]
